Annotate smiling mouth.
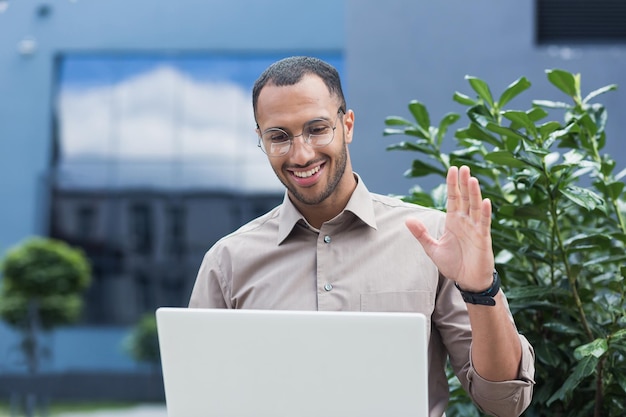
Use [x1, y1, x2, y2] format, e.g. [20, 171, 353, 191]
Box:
[293, 166, 320, 178]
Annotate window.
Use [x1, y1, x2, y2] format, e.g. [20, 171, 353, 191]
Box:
[50, 53, 343, 324]
[166, 204, 185, 257]
[129, 202, 153, 255]
[76, 205, 96, 240]
[536, 0, 626, 44]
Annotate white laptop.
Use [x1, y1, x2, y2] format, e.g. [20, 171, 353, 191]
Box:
[156, 307, 429, 417]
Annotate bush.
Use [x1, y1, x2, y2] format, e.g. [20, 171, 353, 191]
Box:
[0, 237, 92, 374]
[384, 69, 626, 416]
[0, 237, 91, 329]
[123, 312, 161, 368]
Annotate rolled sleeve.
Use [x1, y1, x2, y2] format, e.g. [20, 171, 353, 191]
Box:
[467, 334, 536, 417]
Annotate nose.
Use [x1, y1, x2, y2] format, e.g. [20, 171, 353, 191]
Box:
[289, 134, 315, 163]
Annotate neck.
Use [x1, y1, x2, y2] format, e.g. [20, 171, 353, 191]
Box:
[293, 174, 358, 229]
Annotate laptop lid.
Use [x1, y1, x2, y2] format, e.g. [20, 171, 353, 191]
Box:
[156, 307, 429, 417]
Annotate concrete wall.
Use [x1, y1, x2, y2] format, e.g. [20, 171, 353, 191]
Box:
[346, 0, 626, 194]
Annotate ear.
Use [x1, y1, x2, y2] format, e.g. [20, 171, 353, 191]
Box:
[343, 109, 355, 144]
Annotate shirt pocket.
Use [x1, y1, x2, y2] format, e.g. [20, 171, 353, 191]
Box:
[360, 290, 434, 336]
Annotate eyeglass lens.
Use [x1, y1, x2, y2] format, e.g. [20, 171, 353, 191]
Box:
[259, 110, 342, 156]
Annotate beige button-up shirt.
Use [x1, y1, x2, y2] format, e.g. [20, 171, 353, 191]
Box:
[189, 175, 535, 417]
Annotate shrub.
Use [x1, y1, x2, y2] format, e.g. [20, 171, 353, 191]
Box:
[0, 237, 91, 329]
[0, 236, 91, 373]
[123, 312, 161, 368]
[384, 69, 626, 416]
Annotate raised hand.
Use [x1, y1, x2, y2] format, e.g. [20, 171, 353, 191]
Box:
[405, 165, 495, 291]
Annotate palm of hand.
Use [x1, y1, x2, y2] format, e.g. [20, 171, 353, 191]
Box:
[405, 166, 495, 291]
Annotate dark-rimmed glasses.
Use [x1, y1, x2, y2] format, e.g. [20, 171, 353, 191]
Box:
[258, 108, 344, 157]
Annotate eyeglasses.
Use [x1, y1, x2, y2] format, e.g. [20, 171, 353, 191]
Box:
[258, 108, 344, 157]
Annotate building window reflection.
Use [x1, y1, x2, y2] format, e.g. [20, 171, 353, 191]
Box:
[129, 203, 153, 256]
[49, 53, 343, 325]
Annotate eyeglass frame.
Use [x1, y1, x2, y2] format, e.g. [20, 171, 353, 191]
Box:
[257, 107, 345, 157]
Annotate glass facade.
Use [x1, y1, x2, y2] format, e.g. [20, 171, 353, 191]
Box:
[49, 53, 344, 324]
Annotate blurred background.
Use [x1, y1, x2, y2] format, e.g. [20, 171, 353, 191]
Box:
[0, 0, 625, 410]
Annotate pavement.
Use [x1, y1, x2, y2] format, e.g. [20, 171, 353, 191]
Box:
[55, 404, 168, 417]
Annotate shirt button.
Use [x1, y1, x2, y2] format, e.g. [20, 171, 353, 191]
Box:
[324, 283, 333, 291]
[323, 235, 331, 243]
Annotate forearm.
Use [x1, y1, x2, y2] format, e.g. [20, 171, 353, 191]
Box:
[467, 291, 523, 381]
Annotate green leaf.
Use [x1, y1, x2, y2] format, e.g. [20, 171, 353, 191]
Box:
[613, 368, 626, 396]
[484, 123, 529, 144]
[543, 321, 585, 336]
[402, 191, 435, 208]
[538, 121, 564, 139]
[611, 328, 626, 342]
[547, 355, 598, 405]
[497, 204, 549, 221]
[574, 338, 608, 359]
[546, 69, 579, 99]
[386, 141, 434, 154]
[436, 113, 460, 146]
[498, 76, 531, 108]
[563, 233, 611, 250]
[383, 126, 428, 139]
[535, 342, 564, 368]
[594, 180, 625, 201]
[503, 286, 569, 300]
[383, 127, 409, 136]
[582, 254, 626, 267]
[453, 92, 477, 106]
[533, 99, 571, 109]
[527, 106, 549, 123]
[560, 185, 605, 211]
[404, 159, 447, 178]
[384, 116, 414, 126]
[578, 113, 599, 138]
[502, 110, 538, 137]
[465, 75, 494, 107]
[408, 100, 430, 131]
[485, 151, 529, 168]
[583, 84, 618, 104]
[455, 124, 501, 148]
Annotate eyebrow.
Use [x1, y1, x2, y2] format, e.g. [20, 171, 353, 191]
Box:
[262, 115, 332, 133]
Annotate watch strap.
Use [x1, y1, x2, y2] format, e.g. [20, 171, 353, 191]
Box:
[455, 270, 500, 306]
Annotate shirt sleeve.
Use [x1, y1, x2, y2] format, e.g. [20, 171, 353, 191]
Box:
[466, 333, 536, 417]
[188, 249, 229, 308]
[435, 275, 535, 417]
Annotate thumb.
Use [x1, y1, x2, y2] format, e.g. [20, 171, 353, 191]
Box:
[405, 217, 437, 257]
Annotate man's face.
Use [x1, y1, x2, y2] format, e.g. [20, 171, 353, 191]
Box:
[255, 74, 354, 206]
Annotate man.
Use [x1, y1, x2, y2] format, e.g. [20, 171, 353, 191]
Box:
[189, 56, 535, 417]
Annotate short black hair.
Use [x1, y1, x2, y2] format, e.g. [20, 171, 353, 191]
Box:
[252, 56, 346, 119]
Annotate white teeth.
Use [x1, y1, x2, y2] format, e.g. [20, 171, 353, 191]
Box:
[294, 166, 320, 178]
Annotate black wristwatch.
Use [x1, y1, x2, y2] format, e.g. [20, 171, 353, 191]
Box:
[455, 270, 501, 306]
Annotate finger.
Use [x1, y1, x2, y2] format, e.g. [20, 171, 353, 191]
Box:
[446, 166, 460, 214]
[458, 165, 471, 215]
[405, 217, 437, 258]
[480, 198, 493, 236]
[468, 176, 484, 224]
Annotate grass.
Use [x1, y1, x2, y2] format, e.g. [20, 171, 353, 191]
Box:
[0, 401, 147, 416]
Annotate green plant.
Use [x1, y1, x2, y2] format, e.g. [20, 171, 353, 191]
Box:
[123, 312, 161, 369]
[383, 69, 626, 417]
[0, 237, 91, 372]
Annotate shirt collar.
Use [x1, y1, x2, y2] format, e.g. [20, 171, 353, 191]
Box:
[276, 173, 377, 245]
